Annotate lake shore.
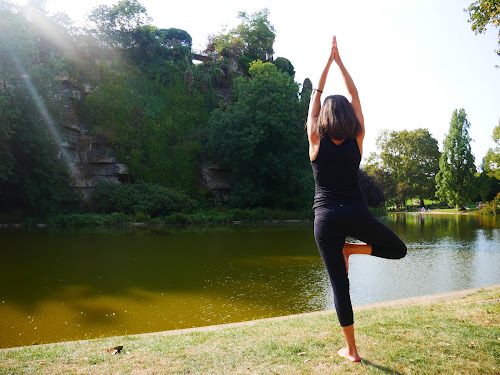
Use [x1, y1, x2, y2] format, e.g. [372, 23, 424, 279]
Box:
[3, 207, 490, 229]
[0, 207, 392, 229]
[390, 208, 479, 215]
[2, 284, 498, 374]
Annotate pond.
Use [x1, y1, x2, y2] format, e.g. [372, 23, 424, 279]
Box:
[1, 213, 499, 349]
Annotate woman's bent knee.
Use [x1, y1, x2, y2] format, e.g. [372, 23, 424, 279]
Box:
[396, 243, 407, 259]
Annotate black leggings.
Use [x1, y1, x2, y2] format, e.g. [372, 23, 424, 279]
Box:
[314, 203, 407, 327]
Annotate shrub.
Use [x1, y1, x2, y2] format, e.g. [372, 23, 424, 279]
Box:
[477, 192, 500, 215]
[47, 213, 129, 227]
[90, 181, 197, 217]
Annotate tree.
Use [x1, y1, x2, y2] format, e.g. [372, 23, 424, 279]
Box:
[88, 0, 151, 48]
[483, 119, 500, 179]
[466, 0, 500, 58]
[358, 170, 385, 207]
[476, 169, 500, 201]
[127, 26, 193, 76]
[435, 109, 477, 209]
[365, 129, 440, 207]
[478, 120, 500, 201]
[205, 60, 310, 209]
[208, 9, 275, 73]
[272, 57, 295, 77]
[0, 2, 75, 215]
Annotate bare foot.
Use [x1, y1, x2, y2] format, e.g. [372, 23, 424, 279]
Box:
[337, 347, 361, 362]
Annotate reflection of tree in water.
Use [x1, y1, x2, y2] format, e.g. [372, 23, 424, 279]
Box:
[1, 217, 499, 348]
[378, 213, 500, 296]
[383, 213, 500, 245]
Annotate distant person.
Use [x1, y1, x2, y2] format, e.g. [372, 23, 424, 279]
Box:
[307, 36, 407, 362]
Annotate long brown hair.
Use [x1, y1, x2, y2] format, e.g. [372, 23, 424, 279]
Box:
[314, 95, 362, 140]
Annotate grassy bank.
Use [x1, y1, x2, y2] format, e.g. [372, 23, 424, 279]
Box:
[38, 208, 315, 228]
[391, 207, 478, 214]
[1, 288, 498, 374]
[4, 207, 387, 228]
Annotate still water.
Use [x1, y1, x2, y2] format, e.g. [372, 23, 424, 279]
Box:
[1, 213, 499, 348]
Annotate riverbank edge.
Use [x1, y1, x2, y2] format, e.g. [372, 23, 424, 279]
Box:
[0, 208, 317, 228]
[2, 283, 499, 352]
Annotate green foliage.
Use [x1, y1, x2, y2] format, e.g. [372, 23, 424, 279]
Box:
[161, 207, 314, 225]
[77, 2, 219, 196]
[366, 128, 440, 207]
[358, 169, 386, 207]
[88, 0, 151, 48]
[205, 60, 311, 209]
[48, 212, 129, 227]
[90, 181, 197, 217]
[483, 119, 500, 179]
[436, 109, 477, 210]
[477, 192, 500, 215]
[272, 57, 295, 77]
[78, 55, 210, 194]
[466, 0, 500, 57]
[0, 3, 76, 216]
[209, 9, 275, 72]
[128, 26, 193, 75]
[0, 3, 309, 218]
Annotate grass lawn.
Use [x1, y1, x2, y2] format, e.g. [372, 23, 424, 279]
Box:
[1, 288, 498, 374]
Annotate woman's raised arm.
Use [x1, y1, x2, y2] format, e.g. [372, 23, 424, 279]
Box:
[332, 38, 365, 143]
[307, 37, 336, 160]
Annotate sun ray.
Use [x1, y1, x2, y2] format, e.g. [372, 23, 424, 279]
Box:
[0, 29, 72, 169]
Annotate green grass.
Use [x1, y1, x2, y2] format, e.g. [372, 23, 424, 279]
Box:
[1, 288, 498, 374]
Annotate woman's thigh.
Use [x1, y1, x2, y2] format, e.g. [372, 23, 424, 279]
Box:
[346, 205, 406, 259]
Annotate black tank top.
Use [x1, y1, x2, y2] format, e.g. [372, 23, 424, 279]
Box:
[311, 137, 366, 208]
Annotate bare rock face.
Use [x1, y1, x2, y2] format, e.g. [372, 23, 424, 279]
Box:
[62, 121, 129, 200]
[201, 163, 231, 205]
[60, 80, 129, 200]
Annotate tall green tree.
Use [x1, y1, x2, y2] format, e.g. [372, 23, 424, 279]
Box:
[466, 0, 500, 58]
[365, 129, 440, 207]
[205, 60, 310, 209]
[435, 109, 477, 209]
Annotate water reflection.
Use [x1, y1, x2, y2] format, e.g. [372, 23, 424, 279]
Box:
[349, 213, 500, 305]
[0, 214, 499, 348]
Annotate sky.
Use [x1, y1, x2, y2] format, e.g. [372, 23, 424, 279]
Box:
[16, 0, 500, 166]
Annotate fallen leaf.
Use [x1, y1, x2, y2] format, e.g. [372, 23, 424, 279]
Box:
[107, 346, 123, 355]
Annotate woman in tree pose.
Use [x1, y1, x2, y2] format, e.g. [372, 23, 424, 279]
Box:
[307, 36, 407, 362]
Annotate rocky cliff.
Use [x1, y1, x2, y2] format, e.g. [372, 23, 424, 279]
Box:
[60, 79, 129, 200]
